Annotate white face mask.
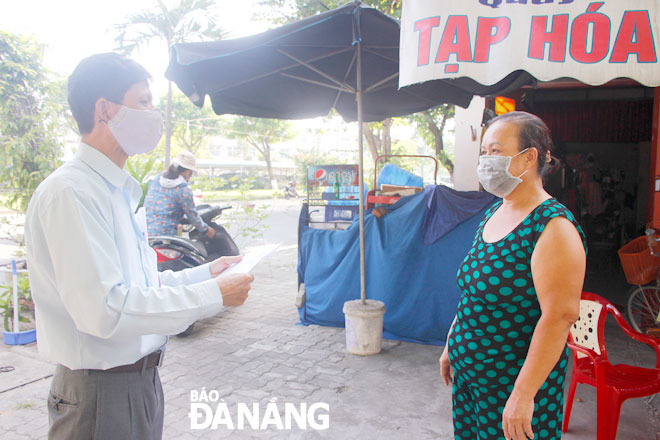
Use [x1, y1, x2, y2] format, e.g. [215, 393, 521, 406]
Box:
[477, 148, 530, 198]
[106, 105, 163, 156]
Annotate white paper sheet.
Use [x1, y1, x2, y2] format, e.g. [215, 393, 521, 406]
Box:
[220, 243, 280, 277]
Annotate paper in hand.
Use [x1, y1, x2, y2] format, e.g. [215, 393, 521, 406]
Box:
[220, 243, 280, 277]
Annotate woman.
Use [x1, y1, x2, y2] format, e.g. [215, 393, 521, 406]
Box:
[144, 150, 216, 239]
[440, 111, 587, 440]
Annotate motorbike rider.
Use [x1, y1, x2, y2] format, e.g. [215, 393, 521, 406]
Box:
[284, 180, 298, 198]
[144, 150, 216, 239]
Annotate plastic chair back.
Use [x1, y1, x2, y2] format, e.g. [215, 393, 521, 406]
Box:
[570, 299, 604, 358]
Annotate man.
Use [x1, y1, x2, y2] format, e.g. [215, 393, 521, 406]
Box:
[25, 53, 253, 440]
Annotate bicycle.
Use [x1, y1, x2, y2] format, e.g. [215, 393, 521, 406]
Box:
[618, 229, 660, 334]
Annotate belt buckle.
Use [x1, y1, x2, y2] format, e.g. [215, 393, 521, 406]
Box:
[157, 349, 165, 368]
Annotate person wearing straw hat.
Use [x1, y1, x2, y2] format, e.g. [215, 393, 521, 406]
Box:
[144, 150, 215, 239]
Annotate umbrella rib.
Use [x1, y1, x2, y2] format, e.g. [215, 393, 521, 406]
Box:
[277, 49, 355, 93]
[331, 50, 358, 110]
[205, 47, 354, 95]
[364, 72, 399, 94]
[362, 47, 399, 64]
[279, 72, 355, 94]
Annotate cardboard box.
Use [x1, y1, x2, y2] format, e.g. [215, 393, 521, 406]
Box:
[379, 184, 423, 197]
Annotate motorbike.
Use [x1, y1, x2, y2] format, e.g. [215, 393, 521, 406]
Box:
[148, 204, 239, 336]
[283, 181, 298, 199]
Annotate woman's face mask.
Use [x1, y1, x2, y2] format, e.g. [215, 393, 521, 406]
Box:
[106, 105, 163, 156]
[477, 148, 530, 198]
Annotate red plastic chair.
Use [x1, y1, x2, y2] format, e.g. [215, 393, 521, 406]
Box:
[563, 291, 660, 439]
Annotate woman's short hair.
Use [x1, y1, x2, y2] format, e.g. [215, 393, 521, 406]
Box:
[67, 53, 151, 135]
[486, 111, 553, 175]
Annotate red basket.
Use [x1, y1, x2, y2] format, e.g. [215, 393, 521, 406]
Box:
[617, 235, 660, 285]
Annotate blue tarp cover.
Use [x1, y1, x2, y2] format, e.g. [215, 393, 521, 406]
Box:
[377, 163, 424, 188]
[423, 185, 497, 244]
[297, 185, 496, 345]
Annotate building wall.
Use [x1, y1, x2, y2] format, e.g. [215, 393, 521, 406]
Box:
[453, 96, 484, 191]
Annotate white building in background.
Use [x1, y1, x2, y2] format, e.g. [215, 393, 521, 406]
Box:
[195, 158, 296, 180]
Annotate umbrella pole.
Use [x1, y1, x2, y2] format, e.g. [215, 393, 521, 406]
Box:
[357, 30, 366, 305]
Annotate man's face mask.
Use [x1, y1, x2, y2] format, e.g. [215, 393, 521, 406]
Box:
[477, 148, 530, 198]
[106, 105, 163, 156]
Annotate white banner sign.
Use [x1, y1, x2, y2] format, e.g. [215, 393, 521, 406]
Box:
[400, 0, 660, 88]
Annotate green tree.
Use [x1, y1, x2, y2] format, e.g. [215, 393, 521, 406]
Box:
[159, 90, 222, 157]
[0, 31, 64, 214]
[114, 0, 227, 167]
[255, 0, 401, 24]
[407, 105, 456, 180]
[225, 117, 295, 190]
[125, 155, 161, 209]
[363, 118, 392, 161]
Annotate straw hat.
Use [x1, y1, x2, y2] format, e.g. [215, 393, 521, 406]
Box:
[172, 151, 197, 171]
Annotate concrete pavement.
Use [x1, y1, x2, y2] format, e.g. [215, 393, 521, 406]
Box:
[0, 199, 659, 439]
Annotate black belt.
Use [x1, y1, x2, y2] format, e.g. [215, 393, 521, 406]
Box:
[101, 350, 164, 373]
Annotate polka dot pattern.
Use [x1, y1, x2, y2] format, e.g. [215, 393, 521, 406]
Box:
[447, 198, 586, 440]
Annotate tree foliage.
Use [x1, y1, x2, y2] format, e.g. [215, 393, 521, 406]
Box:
[255, 0, 401, 24]
[159, 91, 222, 157]
[114, 0, 226, 54]
[125, 155, 161, 210]
[0, 31, 64, 213]
[363, 119, 393, 162]
[224, 117, 296, 189]
[407, 106, 456, 179]
[114, 0, 228, 167]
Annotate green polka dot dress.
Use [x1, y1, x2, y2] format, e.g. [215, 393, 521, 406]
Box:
[448, 198, 586, 440]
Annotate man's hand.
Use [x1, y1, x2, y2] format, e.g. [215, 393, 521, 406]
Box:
[205, 227, 216, 238]
[439, 345, 453, 386]
[209, 255, 243, 278]
[215, 273, 253, 307]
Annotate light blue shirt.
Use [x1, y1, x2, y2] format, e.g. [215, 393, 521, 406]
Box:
[25, 143, 223, 370]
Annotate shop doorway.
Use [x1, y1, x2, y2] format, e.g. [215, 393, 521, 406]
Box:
[520, 83, 655, 302]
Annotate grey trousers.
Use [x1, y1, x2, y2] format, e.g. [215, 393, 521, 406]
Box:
[47, 364, 164, 440]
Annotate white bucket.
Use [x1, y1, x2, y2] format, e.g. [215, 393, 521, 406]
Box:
[343, 299, 386, 356]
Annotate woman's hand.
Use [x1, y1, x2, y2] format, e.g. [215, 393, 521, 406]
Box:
[206, 227, 216, 238]
[439, 344, 453, 386]
[209, 255, 243, 278]
[502, 392, 535, 440]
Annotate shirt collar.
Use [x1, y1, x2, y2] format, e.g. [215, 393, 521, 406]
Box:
[75, 143, 142, 209]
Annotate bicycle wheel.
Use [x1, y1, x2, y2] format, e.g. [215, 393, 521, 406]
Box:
[626, 285, 660, 333]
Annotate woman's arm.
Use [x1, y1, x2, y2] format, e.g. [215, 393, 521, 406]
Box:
[502, 216, 586, 440]
[179, 185, 209, 232]
[440, 315, 457, 386]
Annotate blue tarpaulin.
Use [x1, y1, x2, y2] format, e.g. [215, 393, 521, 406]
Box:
[377, 163, 424, 188]
[297, 185, 496, 346]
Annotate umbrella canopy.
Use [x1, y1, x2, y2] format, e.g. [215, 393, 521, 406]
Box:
[165, 1, 475, 122]
[164, 1, 497, 306]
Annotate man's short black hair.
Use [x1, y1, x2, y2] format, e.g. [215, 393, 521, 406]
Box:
[67, 53, 151, 135]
